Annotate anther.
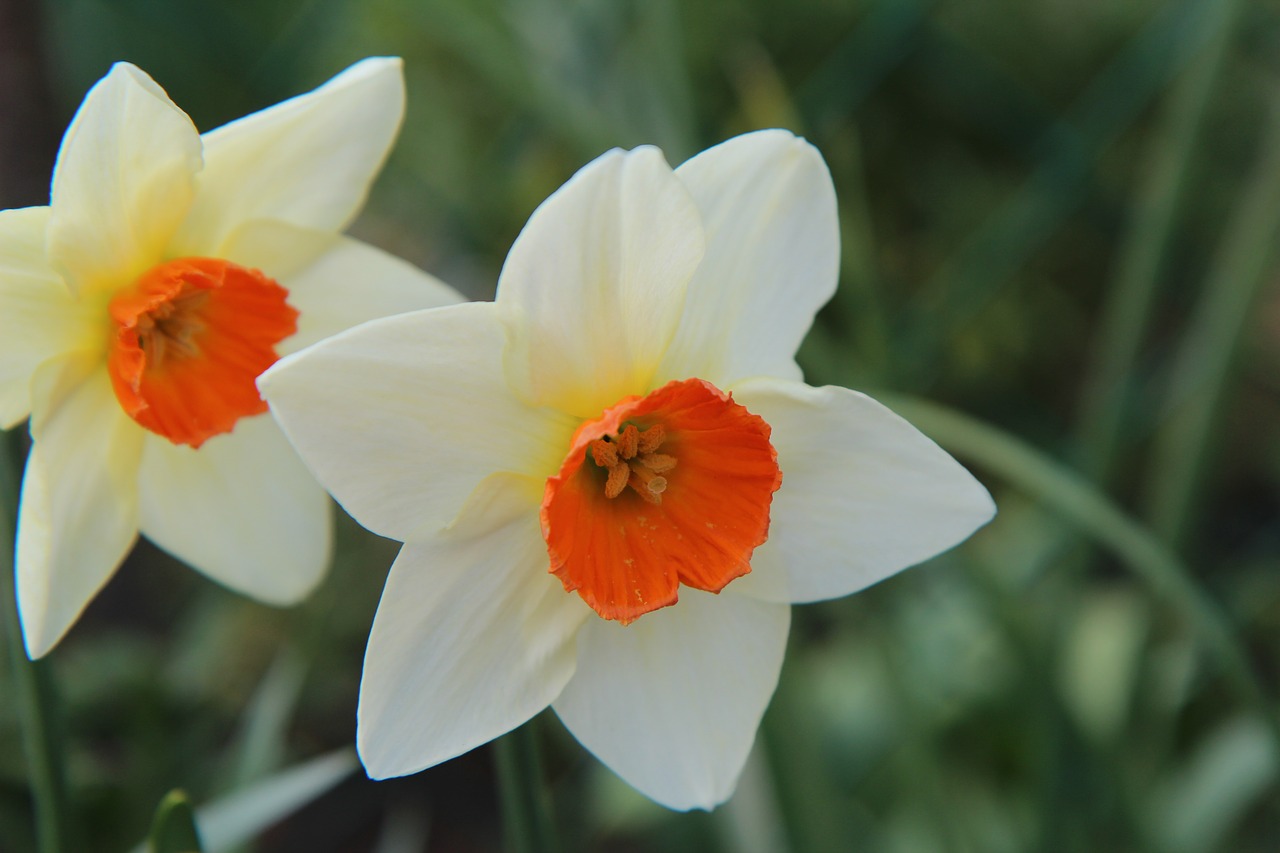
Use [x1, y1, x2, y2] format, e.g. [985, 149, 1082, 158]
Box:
[604, 462, 631, 499]
[638, 453, 676, 473]
[590, 423, 678, 503]
[637, 424, 665, 454]
[617, 425, 640, 459]
[591, 440, 620, 468]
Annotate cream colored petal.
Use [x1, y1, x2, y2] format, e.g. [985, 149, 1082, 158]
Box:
[259, 302, 576, 542]
[497, 146, 704, 418]
[137, 414, 331, 605]
[729, 378, 996, 604]
[0, 207, 102, 428]
[47, 63, 201, 296]
[357, 512, 589, 778]
[16, 356, 143, 658]
[553, 589, 790, 811]
[219, 219, 464, 355]
[172, 57, 405, 255]
[659, 130, 839, 387]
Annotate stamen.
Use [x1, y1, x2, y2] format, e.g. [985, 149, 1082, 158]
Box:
[590, 423, 677, 504]
[616, 424, 640, 459]
[638, 453, 676, 473]
[135, 288, 210, 367]
[604, 461, 631, 499]
[637, 423, 665, 454]
[591, 439, 620, 468]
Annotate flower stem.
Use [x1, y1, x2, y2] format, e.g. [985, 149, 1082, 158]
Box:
[492, 719, 559, 853]
[1, 431, 71, 853]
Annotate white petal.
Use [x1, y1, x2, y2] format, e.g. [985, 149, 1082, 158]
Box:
[0, 207, 101, 428]
[219, 220, 464, 354]
[357, 512, 589, 777]
[47, 63, 201, 295]
[553, 589, 790, 811]
[136, 414, 331, 605]
[172, 57, 405, 255]
[283, 236, 463, 353]
[16, 357, 143, 658]
[659, 130, 839, 387]
[729, 379, 996, 604]
[497, 147, 704, 417]
[259, 302, 576, 542]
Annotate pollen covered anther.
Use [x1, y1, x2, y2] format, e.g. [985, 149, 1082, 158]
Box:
[589, 423, 676, 504]
[107, 257, 298, 448]
[541, 378, 782, 624]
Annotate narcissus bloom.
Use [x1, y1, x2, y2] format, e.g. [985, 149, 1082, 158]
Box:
[0, 58, 459, 658]
[261, 130, 995, 810]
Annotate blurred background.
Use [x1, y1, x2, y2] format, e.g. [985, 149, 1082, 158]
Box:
[3, 0, 1280, 850]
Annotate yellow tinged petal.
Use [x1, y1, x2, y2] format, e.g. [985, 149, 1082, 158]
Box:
[497, 146, 705, 417]
[728, 378, 996, 604]
[660, 130, 839, 387]
[553, 589, 790, 811]
[259, 303, 576, 543]
[220, 219, 464, 356]
[137, 415, 331, 605]
[358, 514, 589, 778]
[172, 57, 406, 256]
[47, 63, 201, 296]
[0, 207, 102, 427]
[16, 356, 143, 658]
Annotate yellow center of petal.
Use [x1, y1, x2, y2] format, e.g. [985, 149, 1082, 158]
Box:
[107, 257, 298, 448]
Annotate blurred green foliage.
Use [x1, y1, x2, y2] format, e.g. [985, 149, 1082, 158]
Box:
[5, 0, 1280, 850]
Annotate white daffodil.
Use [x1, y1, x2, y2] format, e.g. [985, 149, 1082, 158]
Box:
[260, 130, 995, 811]
[0, 58, 460, 658]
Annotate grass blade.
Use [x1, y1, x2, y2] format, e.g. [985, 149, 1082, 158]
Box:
[880, 395, 1280, 746]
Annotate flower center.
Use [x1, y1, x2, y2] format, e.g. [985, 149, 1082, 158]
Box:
[107, 257, 299, 448]
[541, 378, 781, 624]
[588, 423, 677, 504]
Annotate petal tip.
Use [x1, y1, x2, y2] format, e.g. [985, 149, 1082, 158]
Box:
[354, 736, 403, 781]
[329, 55, 405, 92]
[20, 626, 53, 660]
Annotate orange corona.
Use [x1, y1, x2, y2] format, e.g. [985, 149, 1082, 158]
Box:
[107, 257, 298, 448]
[541, 378, 782, 623]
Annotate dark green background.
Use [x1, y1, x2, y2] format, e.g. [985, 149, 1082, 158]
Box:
[3, 0, 1280, 850]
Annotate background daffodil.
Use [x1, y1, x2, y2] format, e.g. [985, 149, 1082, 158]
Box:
[261, 129, 995, 811]
[0, 57, 460, 659]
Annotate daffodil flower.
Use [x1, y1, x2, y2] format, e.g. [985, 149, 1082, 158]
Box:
[0, 58, 460, 658]
[260, 130, 995, 810]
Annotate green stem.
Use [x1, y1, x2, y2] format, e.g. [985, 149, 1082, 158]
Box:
[1, 432, 71, 853]
[492, 720, 559, 853]
[881, 396, 1280, 745]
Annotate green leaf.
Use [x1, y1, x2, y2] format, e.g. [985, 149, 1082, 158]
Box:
[1058, 589, 1150, 744]
[1145, 716, 1279, 853]
[224, 645, 308, 790]
[149, 790, 204, 853]
[1143, 86, 1280, 549]
[132, 749, 356, 853]
[880, 395, 1280, 747]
